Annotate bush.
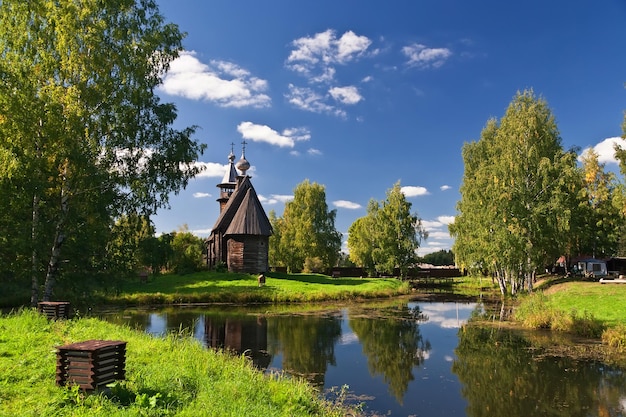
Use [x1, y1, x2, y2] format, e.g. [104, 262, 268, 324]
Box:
[514, 293, 553, 329]
[602, 324, 626, 352]
[303, 257, 325, 273]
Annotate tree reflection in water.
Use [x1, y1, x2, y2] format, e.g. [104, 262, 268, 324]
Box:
[349, 304, 431, 402]
[453, 325, 626, 417]
[267, 314, 342, 387]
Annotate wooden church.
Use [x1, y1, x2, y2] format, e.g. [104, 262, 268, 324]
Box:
[205, 143, 272, 273]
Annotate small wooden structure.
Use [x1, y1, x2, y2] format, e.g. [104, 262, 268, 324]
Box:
[38, 301, 70, 320]
[56, 340, 127, 390]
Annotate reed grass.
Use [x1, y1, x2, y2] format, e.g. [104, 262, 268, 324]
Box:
[514, 292, 606, 339]
[0, 309, 355, 417]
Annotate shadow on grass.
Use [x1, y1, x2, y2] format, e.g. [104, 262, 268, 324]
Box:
[267, 272, 375, 286]
[534, 275, 587, 292]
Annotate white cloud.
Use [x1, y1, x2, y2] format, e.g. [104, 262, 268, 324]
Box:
[258, 194, 294, 205]
[421, 220, 443, 229]
[333, 200, 362, 209]
[191, 228, 212, 237]
[440, 185, 451, 191]
[286, 84, 346, 117]
[286, 29, 372, 82]
[282, 127, 312, 142]
[421, 216, 454, 232]
[402, 43, 452, 69]
[329, 86, 363, 104]
[437, 215, 455, 225]
[428, 231, 451, 240]
[579, 137, 624, 165]
[307, 148, 322, 156]
[237, 121, 311, 148]
[192, 161, 231, 178]
[419, 303, 477, 328]
[401, 185, 429, 197]
[160, 51, 271, 108]
[193, 192, 212, 198]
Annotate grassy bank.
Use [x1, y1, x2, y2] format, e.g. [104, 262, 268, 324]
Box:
[514, 278, 626, 350]
[0, 309, 355, 417]
[97, 271, 410, 306]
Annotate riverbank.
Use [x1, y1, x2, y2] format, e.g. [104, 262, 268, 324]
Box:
[0, 309, 356, 417]
[507, 276, 626, 356]
[107, 271, 411, 305]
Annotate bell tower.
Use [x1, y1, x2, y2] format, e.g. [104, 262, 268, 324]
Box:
[216, 143, 238, 212]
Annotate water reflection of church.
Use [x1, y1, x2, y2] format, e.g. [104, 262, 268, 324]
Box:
[203, 315, 272, 370]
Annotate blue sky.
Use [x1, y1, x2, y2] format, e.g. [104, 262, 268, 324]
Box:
[151, 0, 626, 256]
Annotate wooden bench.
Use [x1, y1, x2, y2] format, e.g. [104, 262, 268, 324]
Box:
[56, 340, 127, 390]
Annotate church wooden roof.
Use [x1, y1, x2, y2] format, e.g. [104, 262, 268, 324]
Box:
[211, 176, 272, 236]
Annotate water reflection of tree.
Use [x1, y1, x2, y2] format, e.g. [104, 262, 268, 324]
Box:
[453, 325, 626, 417]
[349, 305, 431, 402]
[267, 315, 342, 387]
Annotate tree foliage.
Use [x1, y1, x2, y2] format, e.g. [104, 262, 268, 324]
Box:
[0, 0, 205, 303]
[348, 182, 427, 277]
[269, 180, 342, 273]
[420, 249, 455, 266]
[450, 90, 582, 294]
[575, 149, 621, 258]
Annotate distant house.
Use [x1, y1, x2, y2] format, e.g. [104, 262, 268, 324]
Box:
[205, 145, 272, 273]
[576, 258, 608, 278]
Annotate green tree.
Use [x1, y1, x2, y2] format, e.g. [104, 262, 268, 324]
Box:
[450, 90, 581, 295]
[106, 214, 155, 275]
[612, 106, 626, 255]
[575, 149, 620, 258]
[169, 225, 205, 275]
[0, 0, 205, 304]
[271, 180, 342, 273]
[420, 249, 455, 266]
[347, 182, 427, 277]
[346, 201, 379, 275]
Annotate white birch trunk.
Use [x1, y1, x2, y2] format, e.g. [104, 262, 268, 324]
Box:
[43, 164, 69, 302]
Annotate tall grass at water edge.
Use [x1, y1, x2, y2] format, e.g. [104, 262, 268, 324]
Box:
[513, 292, 605, 338]
[515, 280, 626, 347]
[0, 309, 355, 417]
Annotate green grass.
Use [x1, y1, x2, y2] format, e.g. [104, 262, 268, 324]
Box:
[541, 281, 626, 327]
[514, 279, 626, 340]
[0, 309, 355, 417]
[103, 271, 410, 306]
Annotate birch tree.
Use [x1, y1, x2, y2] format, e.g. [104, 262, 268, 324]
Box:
[347, 182, 427, 277]
[271, 180, 342, 272]
[0, 0, 205, 303]
[451, 90, 581, 295]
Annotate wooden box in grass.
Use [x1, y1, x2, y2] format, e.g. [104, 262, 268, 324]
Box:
[38, 301, 70, 320]
[56, 339, 127, 390]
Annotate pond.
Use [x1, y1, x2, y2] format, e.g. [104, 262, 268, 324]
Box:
[100, 299, 626, 416]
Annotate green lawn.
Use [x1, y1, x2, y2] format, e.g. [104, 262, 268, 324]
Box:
[107, 271, 410, 305]
[0, 309, 352, 417]
[543, 281, 626, 326]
